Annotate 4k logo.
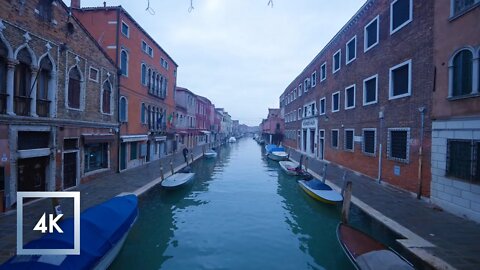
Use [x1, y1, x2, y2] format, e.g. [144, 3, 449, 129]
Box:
[33, 213, 64, 234]
[17, 192, 80, 255]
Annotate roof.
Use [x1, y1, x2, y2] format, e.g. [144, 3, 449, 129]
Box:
[74, 5, 178, 67]
[176, 86, 196, 97]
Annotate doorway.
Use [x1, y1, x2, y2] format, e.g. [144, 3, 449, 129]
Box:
[318, 130, 325, 160]
[120, 143, 127, 170]
[63, 152, 77, 189]
[17, 157, 48, 191]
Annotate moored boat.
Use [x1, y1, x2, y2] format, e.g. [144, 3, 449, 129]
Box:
[298, 178, 343, 204]
[278, 160, 312, 178]
[336, 223, 414, 270]
[228, 137, 237, 143]
[204, 149, 218, 158]
[1, 194, 138, 270]
[267, 151, 289, 161]
[161, 172, 195, 189]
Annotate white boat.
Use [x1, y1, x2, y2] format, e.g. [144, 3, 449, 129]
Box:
[204, 149, 218, 158]
[298, 179, 343, 204]
[161, 172, 195, 189]
[279, 160, 299, 175]
[228, 137, 237, 143]
[1, 194, 138, 269]
[268, 151, 289, 161]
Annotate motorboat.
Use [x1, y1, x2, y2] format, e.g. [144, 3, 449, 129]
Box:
[298, 178, 343, 204]
[204, 149, 218, 158]
[228, 137, 237, 143]
[265, 144, 289, 161]
[1, 194, 138, 269]
[278, 160, 312, 178]
[336, 223, 414, 270]
[161, 171, 195, 189]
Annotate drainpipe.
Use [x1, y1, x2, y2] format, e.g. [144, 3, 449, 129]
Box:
[115, 7, 121, 173]
[377, 110, 384, 183]
[417, 107, 426, 199]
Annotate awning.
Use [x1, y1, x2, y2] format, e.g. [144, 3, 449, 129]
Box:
[200, 131, 211, 135]
[120, 134, 148, 142]
[82, 134, 115, 144]
[155, 136, 167, 142]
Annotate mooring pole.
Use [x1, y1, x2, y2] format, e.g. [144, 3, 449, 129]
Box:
[170, 159, 174, 175]
[341, 181, 353, 224]
[191, 153, 194, 163]
[322, 163, 328, 183]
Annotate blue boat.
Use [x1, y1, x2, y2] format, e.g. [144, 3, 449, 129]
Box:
[264, 144, 289, 161]
[298, 179, 343, 204]
[1, 194, 138, 270]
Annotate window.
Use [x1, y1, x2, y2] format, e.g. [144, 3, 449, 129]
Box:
[332, 91, 340, 112]
[84, 143, 108, 173]
[141, 41, 147, 52]
[120, 49, 128, 76]
[304, 78, 310, 92]
[388, 128, 410, 162]
[89, 67, 99, 82]
[37, 57, 52, 117]
[293, 89, 297, 100]
[68, 67, 82, 109]
[363, 74, 378, 105]
[130, 142, 138, 160]
[345, 129, 354, 151]
[148, 47, 153, 57]
[320, 62, 327, 81]
[298, 108, 302, 119]
[161, 58, 169, 70]
[102, 80, 112, 114]
[37, 0, 53, 22]
[141, 64, 147, 85]
[451, 49, 473, 97]
[345, 84, 356, 109]
[121, 21, 129, 37]
[298, 84, 303, 96]
[142, 41, 153, 57]
[451, 0, 480, 17]
[0, 47, 7, 114]
[331, 129, 339, 148]
[311, 71, 317, 87]
[389, 59, 411, 99]
[446, 140, 480, 182]
[346, 36, 357, 64]
[363, 129, 376, 155]
[390, 0, 412, 34]
[333, 50, 341, 73]
[14, 48, 32, 116]
[319, 97, 326, 115]
[119, 96, 128, 122]
[364, 16, 379, 52]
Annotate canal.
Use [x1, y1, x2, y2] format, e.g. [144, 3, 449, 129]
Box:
[110, 138, 403, 270]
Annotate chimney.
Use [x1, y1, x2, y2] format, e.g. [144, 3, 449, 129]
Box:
[71, 0, 80, 9]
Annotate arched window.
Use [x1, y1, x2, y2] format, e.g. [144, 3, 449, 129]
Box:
[14, 48, 32, 115]
[0, 41, 8, 114]
[147, 105, 152, 129]
[147, 68, 151, 90]
[120, 50, 128, 76]
[102, 80, 112, 114]
[141, 103, 146, 124]
[452, 49, 473, 97]
[37, 56, 53, 117]
[119, 96, 127, 122]
[151, 71, 156, 92]
[141, 64, 146, 85]
[68, 66, 82, 109]
[156, 74, 160, 96]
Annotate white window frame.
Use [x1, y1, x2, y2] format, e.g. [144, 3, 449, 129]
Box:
[389, 59, 412, 100]
[344, 129, 355, 152]
[311, 71, 317, 87]
[344, 84, 356, 110]
[364, 15, 380, 52]
[294, 88, 297, 99]
[390, 0, 413, 35]
[331, 129, 339, 149]
[298, 108, 302, 119]
[362, 128, 377, 156]
[298, 84, 303, 96]
[333, 49, 341, 74]
[332, 91, 340, 112]
[304, 78, 310, 92]
[363, 74, 378, 106]
[121, 21, 129, 38]
[320, 62, 327, 81]
[120, 49, 129, 77]
[319, 97, 326, 115]
[346, 36, 357, 65]
[88, 66, 99, 82]
[387, 127, 410, 163]
[119, 96, 128, 122]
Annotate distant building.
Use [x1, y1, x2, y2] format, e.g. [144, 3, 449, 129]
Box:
[430, 2, 480, 222]
[261, 109, 284, 145]
[175, 87, 197, 148]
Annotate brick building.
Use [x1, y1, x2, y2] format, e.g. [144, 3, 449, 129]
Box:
[0, 0, 118, 211]
[280, 0, 434, 196]
[261, 108, 284, 145]
[196, 95, 214, 144]
[430, 1, 480, 222]
[72, 0, 178, 171]
[175, 87, 197, 149]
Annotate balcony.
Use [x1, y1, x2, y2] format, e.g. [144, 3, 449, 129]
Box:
[36, 99, 50, 117]
[14, 96, 31, 116]
[0, 93, 7, 114]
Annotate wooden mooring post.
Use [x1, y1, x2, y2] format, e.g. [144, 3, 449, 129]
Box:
[305, 157, 309, 172]
[170, 159, 174, 175]
[202, 145, 206, 156]
[159, 161, 165, 181]
[321, 163, 328, 183]
[341, 181, 353, 224]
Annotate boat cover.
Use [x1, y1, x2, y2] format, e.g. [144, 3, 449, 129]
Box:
[356, 250, 414, 270]
[265, 144, 285, 153]
[304, 179, 332, 191]
[0, 194, 138, 270]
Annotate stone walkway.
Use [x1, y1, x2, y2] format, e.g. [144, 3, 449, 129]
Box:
[0, 143, 212, 264]
[286, 147, 480, 270]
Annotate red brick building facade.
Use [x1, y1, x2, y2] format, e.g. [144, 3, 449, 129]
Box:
[281, 0, 434, 196]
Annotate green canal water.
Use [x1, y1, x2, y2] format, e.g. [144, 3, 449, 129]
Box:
[110, 139, 403, 270]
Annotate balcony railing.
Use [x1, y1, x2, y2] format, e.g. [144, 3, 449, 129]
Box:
[0, 93, 7, 114]
[14, 96, 31, 116]
[36, 99, 50, 117]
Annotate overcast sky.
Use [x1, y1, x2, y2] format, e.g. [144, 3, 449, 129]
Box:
[67, 0, 365, 126]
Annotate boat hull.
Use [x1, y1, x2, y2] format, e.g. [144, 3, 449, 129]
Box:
[267, 151, 289, 161]
[204, 150, 217, 158]
[161, 172, 195, 189]
[298, 179, 343, 204]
